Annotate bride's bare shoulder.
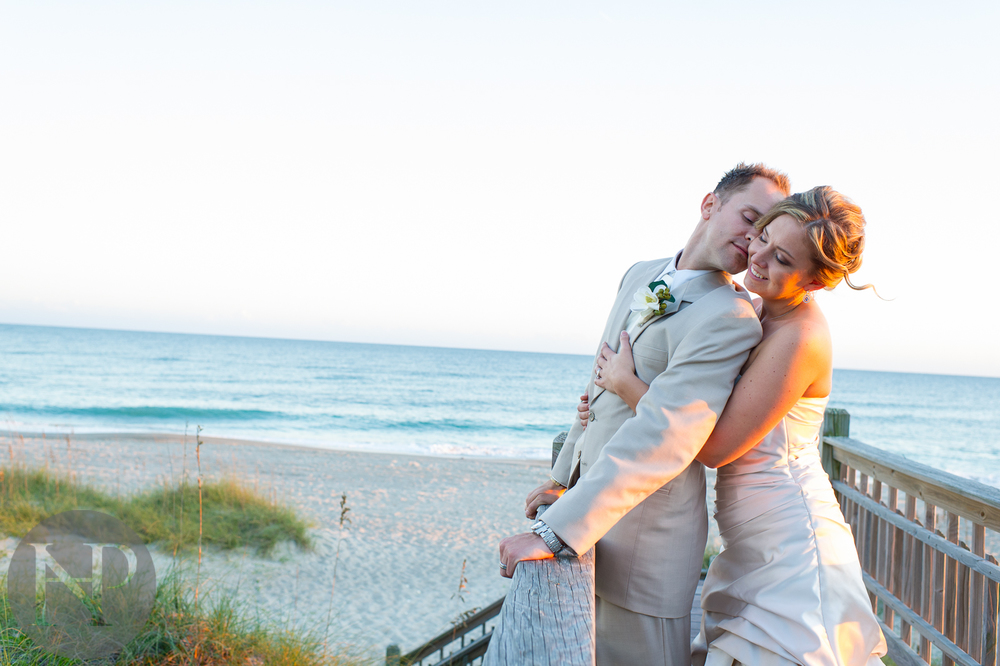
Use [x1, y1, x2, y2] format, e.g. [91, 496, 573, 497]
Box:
[759, 309, 831, 356]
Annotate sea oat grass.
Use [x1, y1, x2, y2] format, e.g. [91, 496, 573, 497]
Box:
[0, 569, 370, 666]
[0, 465, 310, 556]
[124, 478, 310, 556]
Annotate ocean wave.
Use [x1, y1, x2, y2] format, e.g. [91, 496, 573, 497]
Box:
[0, 404, 288, 422]
[337, 416, 560, 433]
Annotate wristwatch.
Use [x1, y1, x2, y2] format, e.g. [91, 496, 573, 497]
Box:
[531, 519, 566, 555]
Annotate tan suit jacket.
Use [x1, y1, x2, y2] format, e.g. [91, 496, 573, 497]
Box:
[543, 257, 762, 618]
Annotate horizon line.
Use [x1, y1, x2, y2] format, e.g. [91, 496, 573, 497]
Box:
[3, 320, 997, 381]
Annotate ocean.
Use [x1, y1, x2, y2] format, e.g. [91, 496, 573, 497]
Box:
[1, 323, 998, 489]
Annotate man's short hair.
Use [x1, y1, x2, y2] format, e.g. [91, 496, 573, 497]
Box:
[714, 163, 790, 203]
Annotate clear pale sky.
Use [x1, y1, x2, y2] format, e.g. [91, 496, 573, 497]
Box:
[2, 1, 998, 377]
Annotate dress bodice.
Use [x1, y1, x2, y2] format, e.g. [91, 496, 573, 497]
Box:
[718, 395, 830, 480]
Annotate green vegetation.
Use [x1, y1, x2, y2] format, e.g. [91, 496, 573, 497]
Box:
[0, 464, 310, 556]
[0, 567, 369, 665]
[702, 545, 720, 570]
[0, 461, 369, 665]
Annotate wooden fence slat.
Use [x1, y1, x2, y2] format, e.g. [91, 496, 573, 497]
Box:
[848, 467, 858, 534]
[984, 554, 999, 666]
[901, 494, 918, 648]
[872, 480, 884, 590]
[859, 474, 871, 572]
[889, 487, 899, 588]
[909, 533, 922, 640]
[943, 514, 959, 666]
[970, 524, 986, 662]
[920, 503, 937, 663]
[875, 501, 885, 582]
[933, 530, 946, 634]
[889, 511, 904, 635]
[956, 541, 970, 654]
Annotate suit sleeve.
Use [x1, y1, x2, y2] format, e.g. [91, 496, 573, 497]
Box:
[540, 291, 762, 555]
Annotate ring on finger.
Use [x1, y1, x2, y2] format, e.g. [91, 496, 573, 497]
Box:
[499, 561, 508, 570]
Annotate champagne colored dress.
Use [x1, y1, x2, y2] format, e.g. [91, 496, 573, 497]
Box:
[692, 396, 887, 666]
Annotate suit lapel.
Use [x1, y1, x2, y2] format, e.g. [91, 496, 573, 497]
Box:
[589, 259, 671, 404]
[591, 269, 733, 404]
[628, 271, 730, 346]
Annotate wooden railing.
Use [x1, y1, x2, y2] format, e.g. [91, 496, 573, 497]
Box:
[386, 598, 504, 666]
[821, 408, 1000, 666]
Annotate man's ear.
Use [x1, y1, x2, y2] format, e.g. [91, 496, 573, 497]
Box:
[700, 192, 718, 220]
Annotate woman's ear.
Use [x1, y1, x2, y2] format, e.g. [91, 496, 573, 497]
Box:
[806, 281, 825, 292]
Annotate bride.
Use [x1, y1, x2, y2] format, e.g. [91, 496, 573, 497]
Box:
[589, 186, 886, 665]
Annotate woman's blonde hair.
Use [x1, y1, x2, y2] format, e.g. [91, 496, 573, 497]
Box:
[755, 185, 870, 291]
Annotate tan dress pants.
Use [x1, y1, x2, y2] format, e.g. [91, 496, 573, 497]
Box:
[596, 596, 691, 666]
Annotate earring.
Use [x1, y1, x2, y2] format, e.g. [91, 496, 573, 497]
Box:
[802, 293, 812, 304]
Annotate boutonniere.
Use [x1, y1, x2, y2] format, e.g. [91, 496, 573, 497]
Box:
[630, 280, 675, 324]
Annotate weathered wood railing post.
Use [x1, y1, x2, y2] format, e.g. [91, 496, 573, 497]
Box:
[821, 407, 849, 481]
[482, 433, 596, 666]
[385, 643, 400, 666]
[552, 431, 567, 470]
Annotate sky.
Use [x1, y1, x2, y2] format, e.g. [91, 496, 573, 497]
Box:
[2, 1, 998, 377]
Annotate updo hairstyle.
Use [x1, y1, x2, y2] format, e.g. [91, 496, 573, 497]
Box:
[754, 185, 870, 291]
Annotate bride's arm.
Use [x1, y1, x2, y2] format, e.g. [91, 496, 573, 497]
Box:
[695, 321, 830, 468]
[594, 331, 649, 412]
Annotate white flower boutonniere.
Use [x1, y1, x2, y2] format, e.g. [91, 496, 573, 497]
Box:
[630, 280, 675, 324]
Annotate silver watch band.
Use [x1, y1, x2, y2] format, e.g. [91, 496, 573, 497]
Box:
[531, 519, 565, 555]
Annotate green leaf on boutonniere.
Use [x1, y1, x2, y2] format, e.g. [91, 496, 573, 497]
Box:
[648, 280, 675, 303]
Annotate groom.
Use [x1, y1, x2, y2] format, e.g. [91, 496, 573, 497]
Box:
[499, 163, 790, 665]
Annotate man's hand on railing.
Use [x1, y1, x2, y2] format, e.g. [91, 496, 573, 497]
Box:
[525, 479, 565, 519]
[498, 532, 554, 579]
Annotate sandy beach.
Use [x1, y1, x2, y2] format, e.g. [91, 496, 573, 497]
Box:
[1, 431, 726, 660]
[1, 432, 566, 659]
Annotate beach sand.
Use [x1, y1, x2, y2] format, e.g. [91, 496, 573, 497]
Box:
[5, 432, 648, 659]
[1, 432, 724, 660]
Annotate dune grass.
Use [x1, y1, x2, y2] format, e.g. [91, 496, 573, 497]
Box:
[0, 464, 310, 556]
[0, 566, 370, 666]
[0, 461, 369, 664]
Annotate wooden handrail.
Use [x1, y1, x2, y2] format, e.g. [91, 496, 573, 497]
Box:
[824, 434, 1000, 531]
[821, 408, 999, 666]
[399, 597, 505, 665]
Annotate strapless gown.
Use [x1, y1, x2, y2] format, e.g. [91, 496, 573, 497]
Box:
[692, 396, 886, 666]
